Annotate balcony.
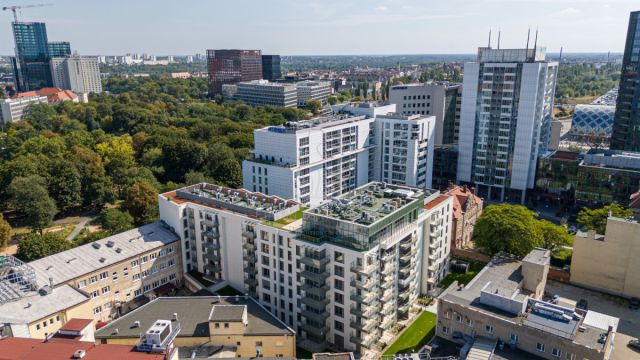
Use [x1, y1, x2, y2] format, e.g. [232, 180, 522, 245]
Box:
[204, 242, 220, 251]
[350, 277, 378, 291]
[301, 270, 329, 283]
[381, 317, 395, 330]
[302, 296, 330, 310]
[244, 277, 258, 287]
[382, 291, 395, 303]
[301, 322, 329, 338]
[350, 306, 378, 319]
[382, 251, 396, 262]
[350, 291, 377, 305]
[350, 262, 377, 276]
[204, 229, 219, 238]
[204, 264, 222, 274]
[350, 319, 377, 333]
[242, 229, 256, 239]
[206, 253, 221, 262]
[399, 241, 411, 251]
[243, 252, 256, 263]
[300, 255, 330, 269]
[429, 241, 440, 251]
[427, 276, 437, 284]
[300, 283, 329, 297]
[350, 333, 377, 348]
[382, 263, 395, 275]
[242, 242, 256, 251]
[301, 309, 329, 323]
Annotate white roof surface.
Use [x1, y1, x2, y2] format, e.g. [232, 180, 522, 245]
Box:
[29, 222, 179, 287]
[583, 310, 620, 332]
[0, 284, 88, 323]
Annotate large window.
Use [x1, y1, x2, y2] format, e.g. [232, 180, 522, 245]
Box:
[536, 343, 545, 352]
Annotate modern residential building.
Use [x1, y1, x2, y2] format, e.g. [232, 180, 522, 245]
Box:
[457, 46, 558, 203]
[0, 95, 48, 125]
[207, 49, 262, 96]
[444, 184, 483, 249]
[432, 145, 458, 191]
[235, 80, 298, 108]
[331, 102, 396, 118]
[50, 56, 103, 94]
[158, 182, 452, 357]
[0, 222, 182, 339]
[437, 249, 619, 360]
[262, 54, 282, 81]
[572, 216, 640, 299]
[372, 113, 436, 189]
[11, 22, 72, 91]
[242, 115, 375, 206]
[95, 296, 296, 358]
[389, 82, 462, 145]
[611, 11, 640, 151]
[297, 80, 332, 107]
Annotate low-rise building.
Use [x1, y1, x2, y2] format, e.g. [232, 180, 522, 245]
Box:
[575, 149, 640, 207]
[95, 296, 296, 358]
[331, 102, 396, 118]
[437, 249, 619, 360]
[0, 95, 48, 124]
[235, 80, 298, 108]
[571, 216, 640, 299]
[297, 80, 332, 107]
[445, 184, 483, 249]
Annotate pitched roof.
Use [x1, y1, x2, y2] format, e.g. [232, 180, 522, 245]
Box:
[12, 87, 78, 103]
[446, 185, 482, 219]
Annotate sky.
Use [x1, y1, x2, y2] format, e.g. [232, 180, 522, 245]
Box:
[0, 0, 638, 55]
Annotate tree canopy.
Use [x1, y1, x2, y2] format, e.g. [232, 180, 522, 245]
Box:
[473, 204, 572, 257]
[577, 204, 633, 234]
[16, 232, 72, 262]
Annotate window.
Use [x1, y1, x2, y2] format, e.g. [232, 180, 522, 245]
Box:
[485, 325, 493, 334]
[552, 348, 561, 357]
[455, 314, 463, 323]
[89, 276, 97, 284]
[334, 279, 343, 291]
[334, 306, 344, 317]
[442, 326, 449, 334]
[93, 306, 102, 314]
[444, 311, 450, 319]
[510, 333, 518, 344]
[102, 286, 110, 294]
[214, 323, 220, 329]
[112, 272, 118, 281]
[131, 260, 140, 268]
[133, 273, 141, 281]
[123, 268, 129, 276]
[36, 324, 41, 330]
[334, 265, 344, 277]
[536, 343, 545, 352]
[99, 271, 108, 280]
[334, 320, 344, 332]
[334, 293, 344, 305]
[224, 323, 229, 328]
[77, 280, 86, 289]
[334, 251, 344, 263]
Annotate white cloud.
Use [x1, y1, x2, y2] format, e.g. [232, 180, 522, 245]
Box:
[374, 6, 389, 11]
[557, 7, 582, 14]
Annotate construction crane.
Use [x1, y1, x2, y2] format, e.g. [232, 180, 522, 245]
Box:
[2, 3, 53, 23]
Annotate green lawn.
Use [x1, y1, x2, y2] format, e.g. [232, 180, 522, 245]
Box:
[383, 311, 437, 355]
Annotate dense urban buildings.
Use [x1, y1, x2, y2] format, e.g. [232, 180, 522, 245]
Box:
[575, 149, 640, 206]
[533, 150, 580, 208]
[50, 56, 103, 94]
[242, 115, 374, 205]
[95, 296, 296, 358]
[158, 182, 453, 356]
[207, 49, 263, 96]
[389, 82, 462, 145]
[445, 184, 483, 249]
[0, 222, 182, 338]
[372, 113, 435, 189]
[611, 11, 640, 151]
[11, 22, 71, 91]
[296, 80, 332, 107]
[235, 80, 298, 108]
[437, 249, 619, 360]
[457, 46, 558, 203]
[572, 216, 640, 299]
[262, 54, 282, 81]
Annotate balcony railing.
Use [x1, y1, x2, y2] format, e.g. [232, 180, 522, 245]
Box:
[301, 270, 329, 283]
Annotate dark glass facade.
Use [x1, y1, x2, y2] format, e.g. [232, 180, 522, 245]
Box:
[12, 22, 72, 91]
[207, 49, 262, 96]
[611, 11, 640, 151]
[432, 145, 458, 191]
[261, 55, 282, 81]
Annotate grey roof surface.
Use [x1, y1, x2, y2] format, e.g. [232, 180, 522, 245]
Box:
[522, 248, 551, 266]
[313, 353, 355, 360]
[0, 284, 88, 323]
[209, 305, 246, 322]
[95, 296, 294, 339]
[29, 222, 179, 286]
[523, 300, 579, 339]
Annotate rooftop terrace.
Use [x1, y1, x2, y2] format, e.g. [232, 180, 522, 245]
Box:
[165, 183, 301, 222]
[260, 114, 368, 134]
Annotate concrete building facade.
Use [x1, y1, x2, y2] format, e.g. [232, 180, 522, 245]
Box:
[235, 80, 298, 108]
[457, 47, 558, 204]
[0, 95, 48, 124]
[50, 56, 103, 94]
[297, 80, 332, 107]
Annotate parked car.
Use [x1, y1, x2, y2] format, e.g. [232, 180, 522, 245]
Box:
[630, 297, 640, 310]
[628, 339, 640, 352]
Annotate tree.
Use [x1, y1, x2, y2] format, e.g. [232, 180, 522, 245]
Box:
[306, 100, 323, 116]
[121, 182, 158, 225]
[99, 208, 134, 234]
[0, 214, 11, 250]
[327, 96, 339, 105]
[16, 232, 71, 262]
[538, 220, 572, 253]
[577, 204, 633, 234]
[48, 159, 82, 211]
[7, 176, 57, 232]
[473, 204, 543, 256]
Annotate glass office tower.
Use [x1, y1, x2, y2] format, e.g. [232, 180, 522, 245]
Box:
[47, 42, 71, 57]
[261, 55, 282, 81]
[611, 11, 640, 151]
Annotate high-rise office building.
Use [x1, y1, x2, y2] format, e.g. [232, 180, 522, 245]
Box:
[457, 46, 558, 203]
[611, 11, 640, 151]
[261, 54, 282, 81]
[50, 56, 103, 94]
[389, 82, 462, 145]
[11, 22, 72, 91]
[207, 49, 262, 96]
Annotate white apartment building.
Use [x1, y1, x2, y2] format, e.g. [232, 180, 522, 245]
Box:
[159, 182, 452, 358]
[50, 56, 103, 94]
[389, 82, 462, 145]
[0, 95, 48, 125]
[457, 47, 558, 203]
[331, 102, 396, 118]
[373, 113, 436, 189]
[242, 115, 375, 206]
[235, 80, 298, 108]
[297, 80, 332, 107]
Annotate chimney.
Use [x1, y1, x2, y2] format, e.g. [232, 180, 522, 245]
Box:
[462, 185, 468, 193]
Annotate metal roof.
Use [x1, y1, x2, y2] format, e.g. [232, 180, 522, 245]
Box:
[0, 284, 88, 324]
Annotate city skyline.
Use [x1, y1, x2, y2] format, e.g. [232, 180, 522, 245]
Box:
[0, 0, 638, 56]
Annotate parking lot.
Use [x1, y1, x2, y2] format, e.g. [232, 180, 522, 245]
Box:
[545, 281, 640, 359]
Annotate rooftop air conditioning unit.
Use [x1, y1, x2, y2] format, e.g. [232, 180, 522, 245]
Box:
[72, 349, 86, 359]
[133, 321, 141, 328]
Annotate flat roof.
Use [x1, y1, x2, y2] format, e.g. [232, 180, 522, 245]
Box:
[0, 284, 88, 324]
[59, 318, 92, 332]
[28, 222, 179, 287]
[522, 248, 551, 266]
[209, 305, 246, 322]
[95, 296, 294, 339]
[305, 182, 424, 226]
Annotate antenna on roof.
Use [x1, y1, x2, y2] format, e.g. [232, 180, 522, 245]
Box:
[488, 29, 492, 48]
[559, 46, 563, 63]
[533, 28, 539, 53]
[497, 29, 501, 49]
[526, 27, 531, 52]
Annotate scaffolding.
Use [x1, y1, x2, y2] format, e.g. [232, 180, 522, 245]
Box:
[0, 255, 38, 304]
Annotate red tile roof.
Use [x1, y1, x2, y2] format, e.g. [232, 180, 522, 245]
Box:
[12, 87, 78, 103]
[424, 195, 450, 210]
[59, 318, 92, 333]
[445, 185, 482, 220]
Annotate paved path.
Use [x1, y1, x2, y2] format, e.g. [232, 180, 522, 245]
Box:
[63, 216, 93, 241]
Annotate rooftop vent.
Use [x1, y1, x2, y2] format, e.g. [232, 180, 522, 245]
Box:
[172, 313, 178, 321]
[133, 321, 141, 328]
[106, 240, 115, 248]
[99, 257, 106, 263]
[115, 248, 122, 254]
[92, 242, 101, 250]
[72, 349, 86, 359]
